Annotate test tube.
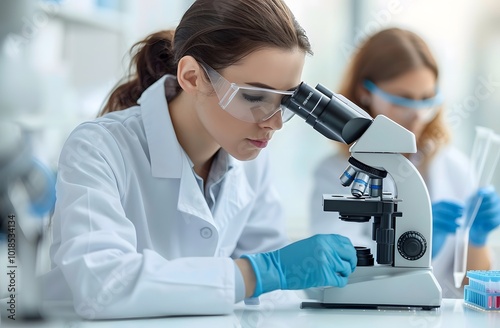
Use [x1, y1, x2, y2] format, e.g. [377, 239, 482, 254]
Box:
[453, 127, 500, 288]
[453, 203, 481, 289]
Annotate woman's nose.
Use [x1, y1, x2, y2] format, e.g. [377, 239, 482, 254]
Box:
[259, 110, 283, 130]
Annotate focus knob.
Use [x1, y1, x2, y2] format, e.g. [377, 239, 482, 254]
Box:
[397, 231, 427, 261]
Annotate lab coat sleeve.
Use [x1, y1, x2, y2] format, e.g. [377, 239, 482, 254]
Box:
[232, 150, 289, 258]
[52, 123, 235, 319]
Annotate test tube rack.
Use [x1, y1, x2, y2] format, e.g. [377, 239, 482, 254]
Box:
[464, 270, 500, 311]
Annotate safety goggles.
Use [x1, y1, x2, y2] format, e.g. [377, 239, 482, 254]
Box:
[363, 80, 443, 122]
[199, 62, 296, 123]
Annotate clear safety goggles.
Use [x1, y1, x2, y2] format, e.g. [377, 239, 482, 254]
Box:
[363, 80, 443, 122]
[199, 62, 296, 123]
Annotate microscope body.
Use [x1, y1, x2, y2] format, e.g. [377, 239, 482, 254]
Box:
[320, 116, 441, 309]
[281, 82, 441, 309]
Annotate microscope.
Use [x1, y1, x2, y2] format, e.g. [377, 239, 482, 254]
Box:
[281, 82, 441, 310]
[1, 0, 56, 321]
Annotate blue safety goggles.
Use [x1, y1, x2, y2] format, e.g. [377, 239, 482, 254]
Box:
[363, 80, 443, 110]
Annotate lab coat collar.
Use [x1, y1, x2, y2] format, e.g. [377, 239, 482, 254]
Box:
[178, 152, 254, 229]
[139, 75, 183, 179]
[138, 75, 253, 227]
[139, 75, 241, 179]
[212, 161, 255, 230]
[183, 148, 235, 176]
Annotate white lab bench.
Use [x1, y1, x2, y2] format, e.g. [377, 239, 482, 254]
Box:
[2, 291, 499, 328]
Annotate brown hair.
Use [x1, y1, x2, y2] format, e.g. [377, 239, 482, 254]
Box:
[99, 0, 312, 116]
[338, 28, 450, 172]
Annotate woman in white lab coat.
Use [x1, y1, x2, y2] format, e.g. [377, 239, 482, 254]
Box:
[42, 0, 357, 320]
[309, 28, 500, 298]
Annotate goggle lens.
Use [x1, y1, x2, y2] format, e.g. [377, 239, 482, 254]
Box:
[200, 62, 296, 123]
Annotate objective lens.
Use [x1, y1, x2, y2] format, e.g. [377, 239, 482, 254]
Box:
[369, 178, 383, 197]
[339, 165, 357, 186]
[351, 171, 370, 198]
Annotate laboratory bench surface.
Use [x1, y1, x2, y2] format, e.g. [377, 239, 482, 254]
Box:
[2, 291, 499, 328]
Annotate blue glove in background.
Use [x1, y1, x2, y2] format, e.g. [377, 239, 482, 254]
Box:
[241, 234, 357, 297]
[432, 201, 464, 258]
[469, 187, 500, 247]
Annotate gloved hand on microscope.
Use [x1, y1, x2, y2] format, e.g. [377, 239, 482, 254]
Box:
[241, 234, 357, 297]
[432, 186, 500, 258]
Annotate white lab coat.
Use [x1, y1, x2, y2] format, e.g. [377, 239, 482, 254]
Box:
[309, 146, 474, 298]
[41, 75, 288, 319]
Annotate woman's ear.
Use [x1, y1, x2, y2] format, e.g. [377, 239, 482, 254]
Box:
[177, 56, 205, 94]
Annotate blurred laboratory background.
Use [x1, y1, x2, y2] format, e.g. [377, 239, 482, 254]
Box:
[2, 0, 500, 245]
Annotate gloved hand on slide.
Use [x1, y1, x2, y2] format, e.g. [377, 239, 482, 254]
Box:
[240, 234, 357, 297]
[431, 201, 464, 258]
[469, 187, 500, 247]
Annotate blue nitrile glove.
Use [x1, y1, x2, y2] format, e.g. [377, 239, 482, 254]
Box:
[432, 201, 464, 258]
[469, 187, 500, 247]
[240, 234, 357, 297]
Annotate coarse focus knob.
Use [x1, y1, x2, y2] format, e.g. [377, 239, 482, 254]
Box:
[397, 231, 427, 261]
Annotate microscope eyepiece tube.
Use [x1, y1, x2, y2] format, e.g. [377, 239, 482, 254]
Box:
[280, 82, 329, 121]
[280, 82, 373, 144]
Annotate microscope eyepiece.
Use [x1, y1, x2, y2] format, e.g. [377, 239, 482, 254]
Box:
[281, 82, 373, 144]
[280, 82, 327, 121]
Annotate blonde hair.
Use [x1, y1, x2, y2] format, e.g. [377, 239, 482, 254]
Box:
[337, 28, 450, 172]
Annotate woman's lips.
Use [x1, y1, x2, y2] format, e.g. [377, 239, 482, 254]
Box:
[248, 139, 269, 148]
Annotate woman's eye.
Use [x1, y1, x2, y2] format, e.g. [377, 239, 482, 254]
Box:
[242, 93, 265, 103]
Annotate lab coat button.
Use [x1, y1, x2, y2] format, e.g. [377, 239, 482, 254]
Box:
[200, 227, 213, 239]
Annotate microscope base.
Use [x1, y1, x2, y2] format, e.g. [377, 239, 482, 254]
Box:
[302, 266, 442, 310]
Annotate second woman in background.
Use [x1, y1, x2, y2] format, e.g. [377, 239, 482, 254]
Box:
[309, 28, 500, 298]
